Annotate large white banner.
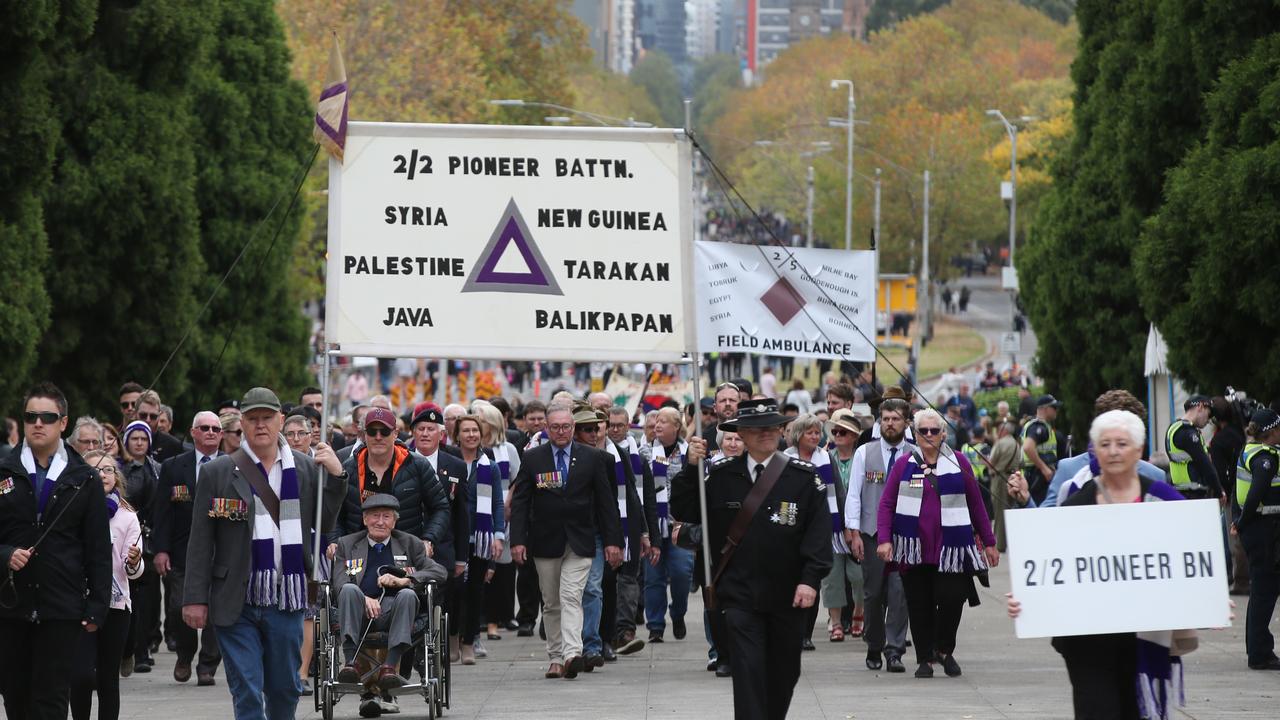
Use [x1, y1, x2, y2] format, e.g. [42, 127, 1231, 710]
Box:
[694, 242, 875, 361]
[1006, 499, 1230, 638]
[327, 122, 695, 361]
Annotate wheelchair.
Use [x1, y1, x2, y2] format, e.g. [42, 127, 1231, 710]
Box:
[313, 580, 451, 719]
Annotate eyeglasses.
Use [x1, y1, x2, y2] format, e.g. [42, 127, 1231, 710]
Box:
[366, 426, 394, 438]
[96, 465, 119, 476]
[917, 427, 944, 436]
[547, 424, 573, 433]
[284, 431, 309, 440]
[120, 401, 136, 410]
[577, 426, 600, 434]
[24, 411, 62, 425]
[194, 425, 222, 434]
[137, 412, 159, 422]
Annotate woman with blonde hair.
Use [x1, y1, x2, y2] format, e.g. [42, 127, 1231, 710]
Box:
[449, 414, 506, 665]
[645, 405, 694, 643]
[471, 401, 520, 644]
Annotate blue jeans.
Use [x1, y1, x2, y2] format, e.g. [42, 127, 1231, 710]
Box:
[644, 538, 693, 634]
[582, 537, 605, 654]
[216, 605, 304, 720]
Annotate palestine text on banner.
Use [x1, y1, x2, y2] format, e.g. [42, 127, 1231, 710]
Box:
[1005, 498, 1230, 639]
[326, 122, 695, 362]
[693, 241, 875, 362]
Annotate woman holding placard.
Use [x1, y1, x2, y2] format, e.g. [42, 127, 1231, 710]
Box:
[876, 408, 997, 679]
[1007, 410, 1186, 719]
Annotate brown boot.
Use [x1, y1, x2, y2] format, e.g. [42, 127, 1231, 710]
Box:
[460, 643, 476, 665]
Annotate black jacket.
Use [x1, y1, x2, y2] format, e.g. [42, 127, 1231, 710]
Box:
[0, 445, 111, 625]
[122, 456, 160, 555]
[150, 430, 186, 464]
[421, 449, 470, 570]
[151, 450, 213, 568]
[336, 443, 451, 548]
[510, 441, 622, 559]
[615, 440, 659, 553]
[670, 453, 831, 612]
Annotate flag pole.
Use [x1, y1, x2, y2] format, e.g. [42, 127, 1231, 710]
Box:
[690, 354, 714, 592]
[314, 347, 333, 581]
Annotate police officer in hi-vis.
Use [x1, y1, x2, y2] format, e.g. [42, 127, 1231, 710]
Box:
[672, 398, 831, 720]
[1234, 408, 1280, 670]
[1165, 394, 1221, 500]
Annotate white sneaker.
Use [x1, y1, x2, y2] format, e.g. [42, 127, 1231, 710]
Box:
[474, 639, 488, 658]
[378, 697, 400, 714]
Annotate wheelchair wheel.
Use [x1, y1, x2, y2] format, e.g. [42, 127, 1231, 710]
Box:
[313, 614, 328, 713]
[440, 611, 451, 710]
[432, 605, 447, 716]
[426, 683, 437, 720]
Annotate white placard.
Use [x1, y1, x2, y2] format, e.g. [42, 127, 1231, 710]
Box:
[326, 122, 695, 361]
[1006, 499, 1229, 638]
[1000, 331, 1022, 354]
[694, 242, 875, 361]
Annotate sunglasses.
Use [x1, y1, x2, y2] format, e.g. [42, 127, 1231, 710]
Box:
[24, 411, 63, 425]
[577, 426, 600, 433]
[366, 426, 394, 438]
[225, 429, 242, 437]
[194, 424, 222, 434]
[917, 427, 944, 436]
[830, 428, 852, 437]
[137, 412, 160, 421]
[120, 401, 136, 410]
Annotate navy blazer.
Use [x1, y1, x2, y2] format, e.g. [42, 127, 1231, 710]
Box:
[509, 441, 622, 559]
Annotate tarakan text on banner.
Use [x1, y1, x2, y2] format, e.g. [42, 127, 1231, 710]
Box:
[694, 241, 875, 361]
[327, 122, 695, 362]
[1005, 498, 1229, 639]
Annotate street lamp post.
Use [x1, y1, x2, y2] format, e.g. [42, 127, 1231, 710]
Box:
[987, 109, 1033, 360]
[873, 167, 881, 343]
[829, 79, 855, 251]
[805, 165, 815, 248]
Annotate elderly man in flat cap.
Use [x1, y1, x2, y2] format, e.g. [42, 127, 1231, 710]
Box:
[332, 494, 446, 698]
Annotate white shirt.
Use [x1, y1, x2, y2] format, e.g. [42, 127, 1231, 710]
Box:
[419, 447, 440, 472]
[241, 442, 284, 572]
[843, 437, 911, 532]
[746, 454, 771, 483]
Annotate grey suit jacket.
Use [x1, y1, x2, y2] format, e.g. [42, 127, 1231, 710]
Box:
[331, 528, 446, 596]
[183, 449, 347, 627]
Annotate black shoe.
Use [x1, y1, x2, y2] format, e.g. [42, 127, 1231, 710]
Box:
[517, 624, 534, 637]
[601, 644, 617, 662]
[564, 655, 584, 679]
[706, 658, 717, 671]
[166, 637, 179, 653]
[801, 638, 816, 651]
[886, 654, 906, 673]
[504, 619, 521, 631]
[914, 662, 934, 678]
[359, 696, 383, 718]
[617, 634, 645, 655]
[134, 662, 152, 674]
[197, 673, 216, 687]
[938, 653, 961, 677]
[865, 652, 882, 670]
[583, 653, 603, 672]
[648, 631, 664, 644]
[715, 663, 732, 677]
[1249, 658, 1280, 670]
[672, 617, 687, 640]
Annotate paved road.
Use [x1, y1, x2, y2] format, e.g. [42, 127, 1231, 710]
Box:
[59, 560, 1275, 720]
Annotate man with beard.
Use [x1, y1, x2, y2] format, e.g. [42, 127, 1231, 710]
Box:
[843, 398, 913, 673]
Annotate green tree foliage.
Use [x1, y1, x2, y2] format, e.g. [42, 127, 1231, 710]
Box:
[0, 2, 94, 412]
[1021, 0, 1280, 437]
[866, 0, 1075, 31]
[184, 0, 315, 412]
[40, 1, 209, 419]
[630, 51, 685, 128]
[691, 54, 743, 136]
[1137, 32, 1280, 400]
[568, 63, 662, 127]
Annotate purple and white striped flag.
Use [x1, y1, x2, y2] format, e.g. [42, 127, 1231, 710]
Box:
[313, 33, 348, 163]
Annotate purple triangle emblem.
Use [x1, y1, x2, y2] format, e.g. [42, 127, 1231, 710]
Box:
[461, 198, 563, 296]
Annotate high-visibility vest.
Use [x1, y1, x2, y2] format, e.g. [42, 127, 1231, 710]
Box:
[1022, 418, 1058, 471]
[1236, 443, 1280, 507]
[1165, 419, 1206, 491]
[962, 443, 987, 479]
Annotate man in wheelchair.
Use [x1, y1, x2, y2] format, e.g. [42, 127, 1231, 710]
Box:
[332, 494, 446, 693]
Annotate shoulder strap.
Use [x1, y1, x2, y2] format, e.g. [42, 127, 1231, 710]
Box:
[231, 448, 280, 525]
[709, 452, 786, 594]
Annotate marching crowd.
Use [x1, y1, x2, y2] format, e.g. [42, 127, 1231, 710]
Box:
[0, 364, 1277, 720]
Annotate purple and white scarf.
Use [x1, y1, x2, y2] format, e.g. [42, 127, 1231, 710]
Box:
[649, 438, 687, 539]
[245, 441, 306, 611]
[606, 440, 632, 561]
[471, 452, 500, 559]
[786, 446, 847, 554]
[890, 446, 987, 573]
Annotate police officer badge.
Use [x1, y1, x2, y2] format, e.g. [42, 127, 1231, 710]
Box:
[772, 502, 798, 526]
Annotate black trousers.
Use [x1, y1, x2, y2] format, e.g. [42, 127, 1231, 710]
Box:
[515, 559, 541, 626]
[126, 563, 161, 661]
[600, 562, 617, 645]
[1055, 633, 1139, 720]
[900, 565, 970, 665]
[457, 556, 487, 644]
[483, 562, 517, 627]
[165, 568, 221, 674]
[1241, 520, 1280, 664]
[703, 588, 731, 666]
[724, 607, 804, 720]
[0, 618, 83, 720]
[70, 608, 131, 720]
